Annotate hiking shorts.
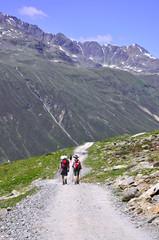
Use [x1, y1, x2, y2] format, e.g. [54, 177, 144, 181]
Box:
[73, 169, 80, 176]
[61, 168, 68, 176]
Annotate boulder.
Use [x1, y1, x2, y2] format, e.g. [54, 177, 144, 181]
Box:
[122, 187, 140, 202]
[139, 183, 159, 199]
[119, 176, 135, 190]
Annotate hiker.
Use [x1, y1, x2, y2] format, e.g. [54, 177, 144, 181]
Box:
[59, 155, 70, 185]
[72, 155, 82, 184]
[70, 155, 72, 162]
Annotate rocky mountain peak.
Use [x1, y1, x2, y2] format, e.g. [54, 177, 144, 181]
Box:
[0, 12, 159, 74]
[0, 12, 54, 41]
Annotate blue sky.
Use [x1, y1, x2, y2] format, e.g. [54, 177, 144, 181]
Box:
[1, 0, 159, 58]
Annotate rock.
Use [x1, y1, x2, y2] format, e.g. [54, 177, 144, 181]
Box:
[0, 208, 7, 216]
[142, 145, 149, 150]
[153, 195, 159, 203]
[31, 178, 42, 185]
[1, 190, 20, 200]
[12, 190, 19, 196]
[7, 207, 12, 212]
[6, 192, 14, 197]
[147, 215, 159, 223]
[153, 162, 159, 167]
[137, 183, 150, 193]
[132, 162, 153, 171]
[113, 165, 128, 170]
[150, 184, 159, 198]
[104, 164, 128, 171]
[136, 208, 143, 214]
[153, 217, 159, 225]
[119, 176, 135, 190]
[150, 171, 159, 178]
[122, 187, 140, 202]
[146, 135, 154, 141]
[139, 183, 159, 199]
[134, 174, 143, 184]
[150, 204, 159, 215]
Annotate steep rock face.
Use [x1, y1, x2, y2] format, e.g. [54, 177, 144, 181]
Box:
[0, 12, 48, 40]
[51, 33, 82, 55]
[103, 44, 128, 64]
[101, 43, 159, 74]
[82, 41, 103, 58]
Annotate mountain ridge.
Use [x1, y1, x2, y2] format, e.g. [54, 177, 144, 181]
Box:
[0, 12, 159, 74]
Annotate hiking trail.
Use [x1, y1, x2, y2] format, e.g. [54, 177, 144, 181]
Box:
[0, 142, 158, 240]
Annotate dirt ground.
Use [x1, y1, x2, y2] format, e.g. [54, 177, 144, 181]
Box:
[35, 143, 154, 240]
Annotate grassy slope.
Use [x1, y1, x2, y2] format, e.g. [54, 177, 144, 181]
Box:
[0, 129, 159, 209]
[0, 147, 74, 208]
[0, 38, 159, 163]
[82, 130, 159, 183]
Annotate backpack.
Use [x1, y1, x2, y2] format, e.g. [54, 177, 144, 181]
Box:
[74, 160, 81, 170]
[62, 159, 68, 168]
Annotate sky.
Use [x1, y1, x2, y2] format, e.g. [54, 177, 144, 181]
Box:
[1, 0, 159, 58]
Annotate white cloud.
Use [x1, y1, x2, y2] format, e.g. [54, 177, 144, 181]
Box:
[19, 6, 48, 18]
[79, 34, 113, 43]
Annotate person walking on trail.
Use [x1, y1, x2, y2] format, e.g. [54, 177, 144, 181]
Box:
[72, 155, 82, 184]
[69, 155, 72, 162]
[59, 155, 69, 185]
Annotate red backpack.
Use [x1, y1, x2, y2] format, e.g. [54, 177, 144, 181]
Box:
[62, 159, 67, 168]
[74, 160, 81, 170]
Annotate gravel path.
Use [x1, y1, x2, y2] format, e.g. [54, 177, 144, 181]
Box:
[0, 142, 158, 240]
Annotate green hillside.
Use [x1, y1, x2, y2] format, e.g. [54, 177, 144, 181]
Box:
[0, 23, 159, 163]
[82, 130, 159, 183]
[0, 146, 74, 208]
[0, 56, 159, 163]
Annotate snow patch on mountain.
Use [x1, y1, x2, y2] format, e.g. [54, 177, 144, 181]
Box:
[53, 59, 60, 63]
[72, 54, 77, 58]
[77, 43, 84, 55]
[144, 53, 156, 59]
[59, 46, 70, 56]
[89, 56, 94, 60]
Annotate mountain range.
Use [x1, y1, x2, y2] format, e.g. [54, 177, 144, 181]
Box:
[1, 12, 159, 74]
[0, 12, 159, 163]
